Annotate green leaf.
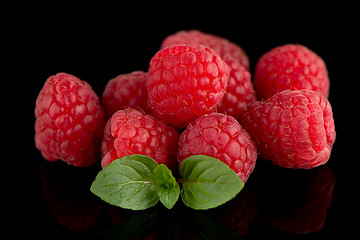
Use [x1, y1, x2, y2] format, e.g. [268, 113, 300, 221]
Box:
[90, 154, 159, 210]
[179, 155, 244, 210]
[153, 164, 180, 209]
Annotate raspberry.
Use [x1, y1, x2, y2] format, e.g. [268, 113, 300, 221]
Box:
[254, 44, 329, 100]
[239, 90, 336, 169]
[101, 108, 178, 169]
[147, 44, 229, 128]
[178, 113, 257, 183]
[102, 71, 150, 117]
[217, 57, 257, 119]
[35, 73, 105, 167]
[161, 30, 250, 71]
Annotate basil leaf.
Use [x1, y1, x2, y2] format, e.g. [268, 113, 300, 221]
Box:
[180, 155, 244, 210]
[90, 154, 159, 210]
[153, 164, 180, 209]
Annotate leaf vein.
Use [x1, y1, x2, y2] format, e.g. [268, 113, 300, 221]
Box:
[194, 182, 214, 198]
[187, 183, 203, 204]
[126, 183, 147, 201]
[120, 161, 153, 180]
[184, 160, 203, 179]
[195, 166, 218, 181]
[100, 180, 153, 189]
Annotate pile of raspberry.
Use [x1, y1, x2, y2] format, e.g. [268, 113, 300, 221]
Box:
[35, 30, 336, 183]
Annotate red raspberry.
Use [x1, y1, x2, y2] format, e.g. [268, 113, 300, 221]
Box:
[239, 90, 336, 169]
[102, 71, 150, 117]
[101, 108, 178, 169]
[217, 57, 257, 119]
[147, 44, 229, 128]
[178, 113, 257, 183]
[254, 44, 329, 99]
[35, 73, 105, 167]
[161, 30, 250, 71]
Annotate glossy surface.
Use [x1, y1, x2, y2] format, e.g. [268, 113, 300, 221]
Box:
[17, 10, 355, 239]
[23, 158, 342, 239]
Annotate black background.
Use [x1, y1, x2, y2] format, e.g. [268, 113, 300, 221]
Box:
[9, 4, 358, 239]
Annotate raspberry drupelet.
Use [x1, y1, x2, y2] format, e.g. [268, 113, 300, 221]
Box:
[161, 30, 250, 71]
[178, 113, 257, 183]
[35, 73, 105, 167]
[147, 44, 229, 128]
[217, 57, 257, 119]
[254, 44, 330, 100]
[101, 108, 178, 169]
[102, 71, 150, 118]
[239, 90, 336, 169]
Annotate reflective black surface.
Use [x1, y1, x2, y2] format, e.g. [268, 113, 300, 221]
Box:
[19, 155, 349, 239]
[16, 7, 357, 239]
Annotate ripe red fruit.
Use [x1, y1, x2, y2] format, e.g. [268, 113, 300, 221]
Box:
[35, 73, 105, 167]
[102, 71, 150, 117]
[217, 57, 257, 118]
[101, 108, 178, 169]
[239, 90, 336, 169]
[254, 44, 329, 100]
[147, 44, 229, 128]
[178, 113, 257, 183]
[161, 30, 250, 71]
